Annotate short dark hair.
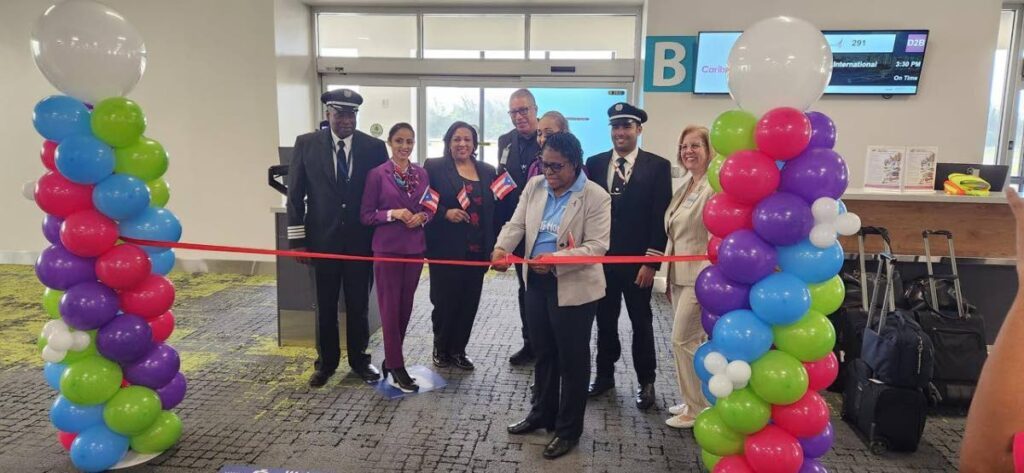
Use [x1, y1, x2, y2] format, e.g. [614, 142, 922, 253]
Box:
[388, 122, 415, 141]
[442, 121, 479, 160]
[542, 132, 584, 176]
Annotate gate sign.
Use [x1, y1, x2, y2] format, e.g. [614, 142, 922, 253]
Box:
[643, 36, 697, 93]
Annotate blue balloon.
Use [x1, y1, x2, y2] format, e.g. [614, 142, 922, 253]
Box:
[837, 199, 848, 214]
[712, 310, 774, 362]
[93, 174, 151, 220]
[44, 362, 66, 390]
[702, 383, 718, 405]
[119, 207, 182, 254]
[33, 95, 91, 142]
[777, 238, 845, 284]
[776, 160, 786, 170]
[55, 135, 115, 184]
[150, 248, 176, 275]
[694, 341, 717, 383]
[750, 272, 812, 325]
[70, 424, 129, 473]
[50, 395, 104, 433]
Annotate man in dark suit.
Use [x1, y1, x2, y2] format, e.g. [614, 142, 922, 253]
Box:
[494, 89, 541, 366]
[585, 103, 672, 409]
[286, 89, 389, 387]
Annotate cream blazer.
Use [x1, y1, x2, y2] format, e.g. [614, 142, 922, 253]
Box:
[664, 173, 713, 286]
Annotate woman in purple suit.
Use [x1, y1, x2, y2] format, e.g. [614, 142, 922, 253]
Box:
[360, 123, 434, 392]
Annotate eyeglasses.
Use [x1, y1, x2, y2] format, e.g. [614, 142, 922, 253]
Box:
[540, 161, 567, 173]
[678, 143, 704, 151]
[508, 107, 533, 117]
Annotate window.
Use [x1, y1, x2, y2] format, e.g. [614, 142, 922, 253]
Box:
[317, 13, 417, 58]
[323, 84, 418, 146]
[423, 14, 525, 59]
[985, 6, 1024, 188]
[985, 10, 1016, 164]
[529, 15, 636, 60]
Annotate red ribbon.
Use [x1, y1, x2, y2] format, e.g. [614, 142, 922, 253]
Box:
[121, 238, 709, 267]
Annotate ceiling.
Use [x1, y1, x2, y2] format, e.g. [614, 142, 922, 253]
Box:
[304, 0, 644, 6]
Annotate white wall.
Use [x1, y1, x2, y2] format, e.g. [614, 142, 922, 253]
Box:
[275, 0, 316, 147]
[1, 0, 283, 261]
[641, 0, 1002, 187]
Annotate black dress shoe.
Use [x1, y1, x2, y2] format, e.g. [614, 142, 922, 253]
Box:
[509, 346, 535, 366]
[507, 419, 544, 435]
[308, 370, 332, 388]
[451, 353, 475, 371]
[386, 366, 419, 393]
[543, 437, 578, 459]
[352, 363, 381, 382]
[587, 377, 615, 397]
[432, 349, 451, 368]
[635, 383, 656, 410]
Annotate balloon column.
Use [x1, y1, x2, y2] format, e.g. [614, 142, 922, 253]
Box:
[31, 2, 184, 471]
[695, 17, 860, 473]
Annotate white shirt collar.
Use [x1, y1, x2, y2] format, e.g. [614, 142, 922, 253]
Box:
[331, 130, 353, 153]
[612, 147, 639, 167]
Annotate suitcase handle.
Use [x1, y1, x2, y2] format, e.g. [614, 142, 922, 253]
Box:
[857, 226, 895, 311]
[922, 229, 965, 318]
[865, 252, 898, 333]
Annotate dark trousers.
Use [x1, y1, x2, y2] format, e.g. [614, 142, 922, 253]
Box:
[429, 260, 487, 356]
[514, 262, 529, 350]
[374, 254, 423, 369]
[526, 272, 597, 441]
[594, 264, 657, 384]
[313, 259, 373, 374]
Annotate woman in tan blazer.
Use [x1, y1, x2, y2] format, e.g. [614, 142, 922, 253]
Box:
[663, 125, 715, 429]
[492, 132, 611, 459]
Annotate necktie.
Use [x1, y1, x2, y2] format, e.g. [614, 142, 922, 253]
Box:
[611, 157, 626, 197]
[337, 140, 349, 181]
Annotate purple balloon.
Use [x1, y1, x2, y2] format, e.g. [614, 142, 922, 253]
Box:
[701, 309, 721, 338]
[59, 281, 119, 330]
[97, 314, 153, 363]
[123, 343, 180, 389]
[695, 265, 751, 315]
[753, 192, 814, 246]
[799, 421, 835, 459]
[779, 148, 849, 204]
[806, 111, 837, 149]
[799, 459, 828, 473]
[716, 229, 777, 285]
[35, 244, 96, 290]
[156, 372, 187, 410]
[42, 215, 63, 245]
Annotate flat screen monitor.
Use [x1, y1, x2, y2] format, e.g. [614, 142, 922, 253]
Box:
[693, 29, 929, 95]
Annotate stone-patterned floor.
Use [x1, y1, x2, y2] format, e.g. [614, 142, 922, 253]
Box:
[0, 266, 962, 472]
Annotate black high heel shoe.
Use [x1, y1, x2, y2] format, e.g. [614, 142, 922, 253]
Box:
[384, 362, 419, 393]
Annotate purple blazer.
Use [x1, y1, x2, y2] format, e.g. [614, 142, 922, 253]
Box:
[360, 160, 434, 255]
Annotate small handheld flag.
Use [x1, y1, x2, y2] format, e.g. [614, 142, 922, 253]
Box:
[457, 185, 471, 210]
[490, 171, 517, 200]
[420, 187, 440, 213]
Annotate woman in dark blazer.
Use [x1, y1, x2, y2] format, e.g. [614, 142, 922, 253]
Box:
[424, 121, 497, 370]
[360, 123, 433, 392]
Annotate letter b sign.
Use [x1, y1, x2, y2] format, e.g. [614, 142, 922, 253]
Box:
[643, 36, 696, 93]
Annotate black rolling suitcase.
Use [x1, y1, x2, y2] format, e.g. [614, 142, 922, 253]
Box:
[911, 230, 988, 407]
[842, 254, 929, 453]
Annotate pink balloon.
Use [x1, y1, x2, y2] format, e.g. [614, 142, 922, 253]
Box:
[703, 193, 754, 238]
[149, 310, 175, 343]
[34, 171, 94, 218]
[119, 274, 175, 318]
[755, 107, 812, 161]
[58, 431, 76, 451]
[772, 391, 831, 438]
[744, 425, 804, 473]
[60, 209, 119, 258]
[720, 150, 780, 205]
[41, 140, 58, 171]
[708, 236, 723, 264]
[804, 352, 839, 391]
[96, 244, 152, 290]
[715, 456, 756, 473]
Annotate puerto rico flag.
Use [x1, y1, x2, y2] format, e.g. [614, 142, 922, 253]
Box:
[419, 187, 440, 213]
[457, 185, 471, 210]
[490, 171, 517, 200]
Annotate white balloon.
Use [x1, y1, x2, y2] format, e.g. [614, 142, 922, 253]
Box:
[811, 197, 839, 224]
[22, 180, 36, 201]
[835, 212, 862, 236]
[704, 352, 729, 375]
[31, 0, 147, 103]
[42, 319, 66, 338]
[725, 361, 752, 389]
[71, 331, 91, 351]
[41, 346, 65, 363]
[709, 374, 734, 399]
[48, 330, 73, 351]
[727, 16, 833, 115]
[809, 223, 838, 249]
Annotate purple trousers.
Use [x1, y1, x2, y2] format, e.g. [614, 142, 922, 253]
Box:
[374, 253, 423, 369]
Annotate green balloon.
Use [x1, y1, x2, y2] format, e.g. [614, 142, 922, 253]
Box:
[750, 350, 809, 405]
[104, 386, 162, 436]
[773, 310, 837, 362]
[701, 449, 722, 471]
[130, 411, 183, 454]
[710, 109, 757, 157]
[716, 388, 771, 434]
[115, 137, 168, 181]
[91, 97, 147, 148]
[707, 153, 726, 193]
[62, 331, 98, 364]
[694, 407, 745, 456]
[42, 288, 63, 319]
[148, 178, 171, 208]
[809, 275, 845, 315]
[59, 355, 122, 405]
[37, 333, 47, 353]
